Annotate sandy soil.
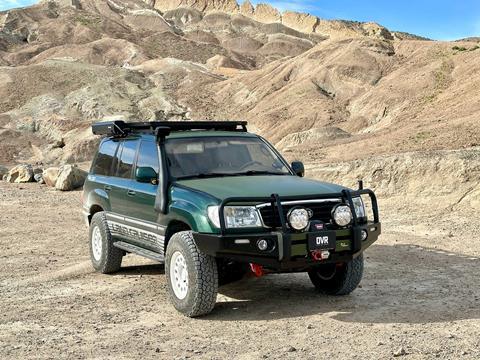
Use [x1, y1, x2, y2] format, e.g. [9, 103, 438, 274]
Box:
[0, 181, 479, 359]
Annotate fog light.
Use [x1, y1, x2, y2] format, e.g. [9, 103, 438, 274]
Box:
[361, 230, 368, 241]
[332, 204, 352, 227]
[257, 239, 269, 251]
[287, 207, 310, 231]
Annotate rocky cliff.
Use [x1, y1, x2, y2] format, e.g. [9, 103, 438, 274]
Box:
[1, 0, 479, 203]
[151, 0, 394, 40]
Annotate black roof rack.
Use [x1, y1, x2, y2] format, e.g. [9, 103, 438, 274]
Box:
[92, 120, 248, 138]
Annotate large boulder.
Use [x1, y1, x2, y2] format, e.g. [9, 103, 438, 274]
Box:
[55, 165, 88, 191]
[43, 167, 60, 187]
[5, 164, 34, 183]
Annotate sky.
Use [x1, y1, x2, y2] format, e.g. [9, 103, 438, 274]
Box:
[1, 0, 479, 41]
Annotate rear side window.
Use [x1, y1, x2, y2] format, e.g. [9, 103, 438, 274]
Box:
[136, 141, 160, 177]
[92, 140, 119, 176]
[116, 139, 139, 179]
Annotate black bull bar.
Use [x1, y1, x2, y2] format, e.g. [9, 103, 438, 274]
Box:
[219, 189, 379, 235]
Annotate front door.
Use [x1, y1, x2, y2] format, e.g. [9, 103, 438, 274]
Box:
[126, 140, 165, 252]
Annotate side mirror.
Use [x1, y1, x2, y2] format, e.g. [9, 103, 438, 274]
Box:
[136, 167, 158, 184]
[291, 161, 305, 177]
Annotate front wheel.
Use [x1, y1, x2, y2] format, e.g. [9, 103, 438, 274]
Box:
[308, 254, 364, 295]
[165, 231, 218, 317]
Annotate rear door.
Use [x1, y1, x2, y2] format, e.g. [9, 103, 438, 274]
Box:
[107, 138, 142, 243]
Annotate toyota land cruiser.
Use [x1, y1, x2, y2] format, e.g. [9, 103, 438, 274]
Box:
[82, 121, 381, 317]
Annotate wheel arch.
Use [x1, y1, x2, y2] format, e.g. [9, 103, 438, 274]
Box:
[88, 204, 104, 224]
[164, 220, 191, 253]
[84, 187, 111, 224]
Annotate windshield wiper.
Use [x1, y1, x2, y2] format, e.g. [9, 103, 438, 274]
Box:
[176, 170, 287, 180]
[176, 173, 236, 180]
[238, 170, 287, 176]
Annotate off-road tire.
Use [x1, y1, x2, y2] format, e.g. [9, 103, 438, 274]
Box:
[89, 212, 123, 274]
[308, 254, 364, 295]
[165, 231, 218, 317]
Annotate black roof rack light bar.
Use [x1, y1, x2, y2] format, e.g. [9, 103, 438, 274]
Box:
[92, 120, 248, 137]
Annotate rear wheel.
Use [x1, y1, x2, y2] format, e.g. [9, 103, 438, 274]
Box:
[89, 212, 123, 274]
[308, 254, 364, 295]
[165, 231, 218, 317]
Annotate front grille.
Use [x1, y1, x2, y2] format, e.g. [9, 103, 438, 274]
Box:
[259, 201, 340, 228]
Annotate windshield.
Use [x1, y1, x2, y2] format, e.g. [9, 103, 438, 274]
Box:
[165, 136, 291, 180]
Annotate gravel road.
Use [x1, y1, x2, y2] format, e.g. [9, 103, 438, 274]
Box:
[0, 182, 479, 359]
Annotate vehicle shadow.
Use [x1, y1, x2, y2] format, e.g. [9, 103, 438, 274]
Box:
[208, 244, 480, 324]
[115, 264, 165, 276]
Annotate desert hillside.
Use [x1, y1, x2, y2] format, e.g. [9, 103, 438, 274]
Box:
[0, 0, 479, 203]
[1, 2, 480, 358]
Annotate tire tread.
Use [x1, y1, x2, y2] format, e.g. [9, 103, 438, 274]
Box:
[166, 231, 218, 317]
[308, 254, 364, 295]
[90, 212, 123, 274]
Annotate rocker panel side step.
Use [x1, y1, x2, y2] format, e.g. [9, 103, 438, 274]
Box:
[114, 241, 164, 263]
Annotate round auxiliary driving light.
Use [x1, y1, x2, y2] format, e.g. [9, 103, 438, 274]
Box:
[332, 205, 353, 227]
[257, 239, 269, 251]
[288, 207, 310, 231]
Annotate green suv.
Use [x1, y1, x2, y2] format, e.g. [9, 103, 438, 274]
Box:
[82, 121, 381, 317]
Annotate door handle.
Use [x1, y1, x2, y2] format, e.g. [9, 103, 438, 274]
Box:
[127, 190, 136, 196]
[104, 185, 112, 192]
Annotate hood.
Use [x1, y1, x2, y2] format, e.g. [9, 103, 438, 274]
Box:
[176, 175, 347, 201]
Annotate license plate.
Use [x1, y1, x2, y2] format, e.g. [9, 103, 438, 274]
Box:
[308, 231, 337, 250]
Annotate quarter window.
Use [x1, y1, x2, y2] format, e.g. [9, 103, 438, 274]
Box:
[116, 139, 139, 179]
[92, 140, 119, 176]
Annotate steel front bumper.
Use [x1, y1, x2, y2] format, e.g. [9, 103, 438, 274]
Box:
[193, 222, 381, 271]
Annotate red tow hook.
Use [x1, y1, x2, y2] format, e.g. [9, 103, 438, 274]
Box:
[249, 263, 264, 277]
[311, 250, 330, 261]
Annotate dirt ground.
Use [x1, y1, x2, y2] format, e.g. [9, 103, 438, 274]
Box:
[0, 181, 479, 359]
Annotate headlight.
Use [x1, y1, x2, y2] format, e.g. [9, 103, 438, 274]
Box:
[352, 197, 366, 219]
[332, 204, 352, 227]
[208, 205, 262, 229]
[287, 207, 310, 231]
[224, 206, 262, 228]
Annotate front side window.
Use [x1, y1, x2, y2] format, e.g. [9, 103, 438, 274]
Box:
[116, 139, 139, 179]
[165, 136, 290, 179]
[136, 141, 160, 177]
[92, 140, 119, 176]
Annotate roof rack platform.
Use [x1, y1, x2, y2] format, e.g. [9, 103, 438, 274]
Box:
[92, 120, 248, 137]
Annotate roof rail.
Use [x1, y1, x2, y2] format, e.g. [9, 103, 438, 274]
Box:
[92, 120, 248, 137]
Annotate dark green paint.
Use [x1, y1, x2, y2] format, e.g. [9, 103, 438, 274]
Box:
[177, 176, 346, 202]
[82, 131, 367, 259]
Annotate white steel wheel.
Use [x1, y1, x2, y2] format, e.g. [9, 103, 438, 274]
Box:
[89, 212, 123, 274]
[170, 251, 189, 300]
[165, 231, 218, 317]
[91, 225, 103, 261]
